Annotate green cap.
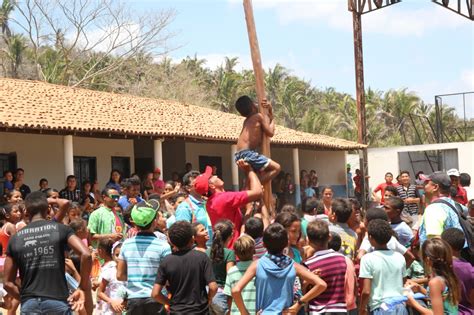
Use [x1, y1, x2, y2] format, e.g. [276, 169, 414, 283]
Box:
[131, 200, 159, 227]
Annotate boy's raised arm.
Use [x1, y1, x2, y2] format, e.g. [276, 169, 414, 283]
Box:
[259, 99, 275, 137]
[258, 113, 275, 137]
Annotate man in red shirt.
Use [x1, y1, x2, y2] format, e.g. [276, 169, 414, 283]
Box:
[447, 168, 468, 205]
[195, 161, 263, 248]
[372, 172, 397, 204]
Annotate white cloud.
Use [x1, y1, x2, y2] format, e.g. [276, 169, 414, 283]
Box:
[70, 22, 141, 55]
[228, 0, 468, 36]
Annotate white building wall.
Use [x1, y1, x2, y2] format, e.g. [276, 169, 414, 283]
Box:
[0, 133, 64, 189]
[0, 132, 134, 190]
[270, 148, 294, 176]
[185, 142, 233, 189]
[367, 142, 474, 189]
[299, 150, 346, 186]
[73, 137, 134, 188]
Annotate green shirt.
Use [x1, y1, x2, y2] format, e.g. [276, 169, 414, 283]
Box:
[206, 248, 235, 287]
[87, 206, 125, 248]
[224, 261, 256, 315]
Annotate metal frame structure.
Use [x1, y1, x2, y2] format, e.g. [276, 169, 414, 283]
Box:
[348, 0, 472, 208]
[432, 0, 474, 20]
[435, 91, 474, 143]
[348, 0, 402, 209]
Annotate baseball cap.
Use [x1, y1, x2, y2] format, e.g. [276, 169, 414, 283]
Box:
[420, 171, 451, 189]
[154, 168, 161, 173]
[446, 168, 460, 177]
[194, 166, 213, 196]
[131, 200, 159, 227]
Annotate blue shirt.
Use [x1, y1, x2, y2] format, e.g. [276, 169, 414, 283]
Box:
[118, 195, 143, 211]
[419, 197, 464, 245]
[118, 232, 171, 299]
[175, 195, 213, 246]
[256, 255, 295, 314]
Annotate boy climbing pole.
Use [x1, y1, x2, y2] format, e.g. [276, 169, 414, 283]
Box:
[234, 96, 281, 184]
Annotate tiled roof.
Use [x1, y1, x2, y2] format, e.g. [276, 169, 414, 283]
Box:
[0, 79, 365, 150]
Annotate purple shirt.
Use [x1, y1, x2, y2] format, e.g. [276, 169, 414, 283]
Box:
[453, 258, 474, 315]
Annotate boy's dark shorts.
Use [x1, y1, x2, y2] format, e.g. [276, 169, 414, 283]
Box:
[234, 149, 270, 171]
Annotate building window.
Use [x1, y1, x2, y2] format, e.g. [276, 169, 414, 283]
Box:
[198, 156, 222, 179]
[111, 156, 131, 178]
[0, 153, 17, 175]
[74, 156, 97, 188]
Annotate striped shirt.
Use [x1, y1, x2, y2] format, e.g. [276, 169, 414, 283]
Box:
[396, 184, 419, 216]
[304, 249, 347, 314]
[253, 237, 267, 260]
[118, 232, 171, 299]
[223, 261, 256, 315]
[59, 188, 81, 202]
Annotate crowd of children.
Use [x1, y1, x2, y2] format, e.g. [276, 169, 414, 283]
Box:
[0, 95, 472, 315]
[1, 168, 472, 314]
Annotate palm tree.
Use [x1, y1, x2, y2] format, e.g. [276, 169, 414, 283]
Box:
[211, 64, 242, 113]
[265, 63, 288, 103]
[3, 33, 26, 78]
[0, 0, 13, 42]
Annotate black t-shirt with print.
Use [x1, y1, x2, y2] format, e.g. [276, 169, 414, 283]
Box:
[7, 220, 74, 303]
[155, 249, 215, 314]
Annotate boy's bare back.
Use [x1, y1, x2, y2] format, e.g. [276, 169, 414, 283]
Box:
[236, 99, 275, 151]
[237, 113, 264, 151]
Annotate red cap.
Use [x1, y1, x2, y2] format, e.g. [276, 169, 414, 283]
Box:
[194, 166, 213, 195]
[154, 168, 161, 173]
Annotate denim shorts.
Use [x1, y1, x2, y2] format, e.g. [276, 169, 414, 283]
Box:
[21, 297, 72, 315]
[371, 303, 408, 315]
[210, 291, 229, 315]
[234, 149, 270, 171]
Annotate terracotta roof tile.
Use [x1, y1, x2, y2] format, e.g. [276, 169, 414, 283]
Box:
[0, 78, 365, 150]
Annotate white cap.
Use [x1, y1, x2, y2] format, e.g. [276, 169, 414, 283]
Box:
[446, 168, 460, 177]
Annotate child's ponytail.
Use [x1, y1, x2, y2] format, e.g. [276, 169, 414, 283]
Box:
[210, 219, 234, 263]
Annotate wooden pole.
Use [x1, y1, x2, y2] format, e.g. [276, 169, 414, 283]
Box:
[352, 9, 369, 210]
[243, 0, 272, 210]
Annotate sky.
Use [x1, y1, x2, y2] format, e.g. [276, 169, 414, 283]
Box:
[130, 0, 474, 118]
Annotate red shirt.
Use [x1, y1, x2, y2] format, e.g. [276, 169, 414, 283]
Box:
[353, 175, 361, 193]
[454, 185, 468, 206]
[374, 182, 397, 203]
[206, 191, 249, 248]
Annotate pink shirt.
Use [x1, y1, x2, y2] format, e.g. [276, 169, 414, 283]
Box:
[344, 256, 357, 310]
[206, 191, 248, 248]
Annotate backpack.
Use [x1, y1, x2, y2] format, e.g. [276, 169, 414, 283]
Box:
[432, 199, 474, 265]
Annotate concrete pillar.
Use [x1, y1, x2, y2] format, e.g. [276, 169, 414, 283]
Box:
[154, 139, 164, 177]
[231, 145, 239, 191]
[293, 148, 301, 207]
[64, 135, 74, 177]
